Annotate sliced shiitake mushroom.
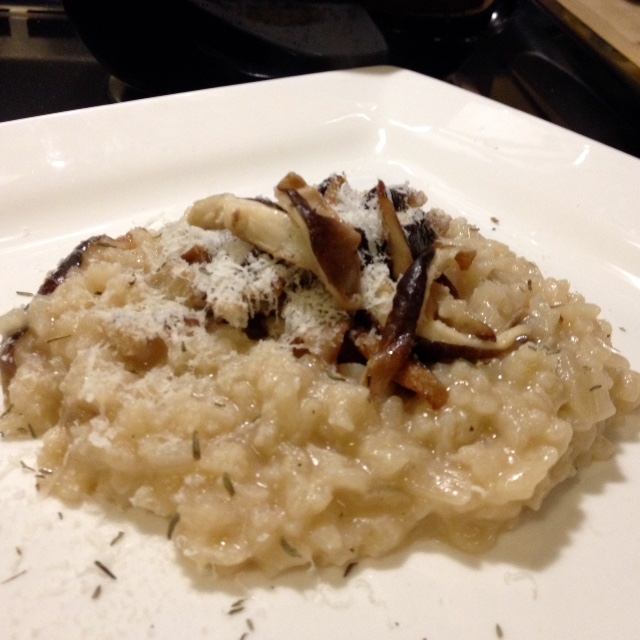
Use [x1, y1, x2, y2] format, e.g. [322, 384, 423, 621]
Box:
[190, 175, 363, 311]
[353, 327, 448, 409]
[376, 179, 413, 280]
[275, 173, 363, 311]
[365, 247, 435, 398]
[414, 331, 529, 364]
[188, 194, 312, 270]
[38, 235, 105, 295]
[317, 173, 346, 204]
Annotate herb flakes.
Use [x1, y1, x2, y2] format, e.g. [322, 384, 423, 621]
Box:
[45, 334, 72, 344]
[343, 562, 358, 578]
[92, 585, 102, 600]
[192, 430, 201, 461]
[496, 623, 504, 638]
[280, 537, 301, 558]
[110, 531, 125, 546]
[19, 460, 35, 472]
[2, 569, 27, 585]
[228, 599, 245, 615]
[167, 513, 180, 540]
[222, 472, 235, 497]
[94, 560, 117, 580]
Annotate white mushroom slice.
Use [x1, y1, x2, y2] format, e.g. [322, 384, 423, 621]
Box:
[188, 194, 314, 270]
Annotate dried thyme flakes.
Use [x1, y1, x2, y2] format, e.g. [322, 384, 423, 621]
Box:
[109, 531, 125, 546]
[94, 560, 117, 580]
[19, 460, 35, 472]
[280, 537, 301, 558]
[192, 430, 201, 461]
[222, 472, 235, 496]
[1, 569, 27, 585]
[167, 513, 180, 540]
[45, 334, 72, 344]
[228, 599, 245, 615]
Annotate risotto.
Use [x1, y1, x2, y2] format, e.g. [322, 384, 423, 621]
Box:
[1, 173, 638, 575]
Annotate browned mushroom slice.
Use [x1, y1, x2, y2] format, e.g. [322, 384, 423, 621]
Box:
[38, 235, 105, 295]
[454, 249, 476, 271]
[365, 247, 435, 398]
[376, 179, 413, 280]
[414, 332, 529, 364]
[276, 172, 342, 221]
[317, 173, 346, 205]
[275, 173, 363, 311]
[180, 245, 211, 265]
[390, 184, 428, 211]
[415, 322, 529, 363]
[352, 325, 448, 408]
[393, 358, 449, 409]
[404, 218, 437, 259]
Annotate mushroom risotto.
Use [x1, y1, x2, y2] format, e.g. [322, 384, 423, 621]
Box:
[1, 173, 638, 575]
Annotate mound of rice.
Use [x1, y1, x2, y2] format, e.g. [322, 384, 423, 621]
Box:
[1, 173, 638, 575]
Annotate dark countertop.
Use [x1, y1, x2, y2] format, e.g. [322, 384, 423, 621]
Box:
[1, 0, 639, 158]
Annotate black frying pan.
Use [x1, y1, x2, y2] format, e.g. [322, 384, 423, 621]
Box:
[62, 0, 505, 94]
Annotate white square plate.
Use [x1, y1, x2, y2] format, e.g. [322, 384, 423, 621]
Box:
[1, 66, 639, 640]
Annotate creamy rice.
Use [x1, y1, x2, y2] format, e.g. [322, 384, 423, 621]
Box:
[1, 174, 638, 575]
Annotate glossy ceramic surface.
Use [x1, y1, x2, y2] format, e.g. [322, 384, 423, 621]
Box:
[1, 66, 639, 640]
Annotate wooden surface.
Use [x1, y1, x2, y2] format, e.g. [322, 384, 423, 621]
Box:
[553, 0, 640, 68]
